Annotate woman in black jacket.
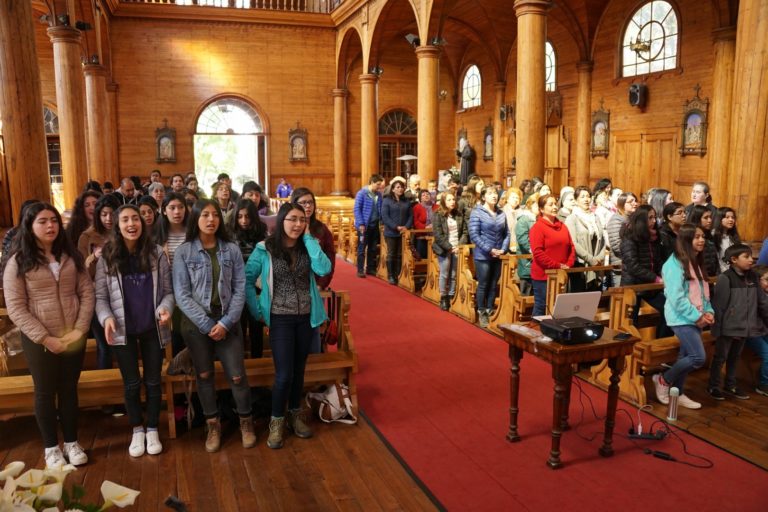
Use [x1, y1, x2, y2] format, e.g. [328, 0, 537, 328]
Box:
[688, 204, 720, 277]
[658, 201, 686, 263]
[620, 205, 669, 337]
[381, 177, 413, 285]
[432, 191, 468, 310]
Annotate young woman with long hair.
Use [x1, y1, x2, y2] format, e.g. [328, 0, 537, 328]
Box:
[172, 199, 253, 453]
[564, 186, 606, 291]
[605, 192, 638, 286]
[66, 189, 101, 246]
[659, 201, 686, 262]
[227, 198, 268, 357]
[432, 191, 468, 310]
[245, 202, 331, 449]
[212, 182, 236, 216]
[290, 187, 336, 290]
[381, 177, 413, 285]
[3, 203, 94, 468]
[647, 188, 673, 227]
[95, 205, 174, 457]
[153, 192, 188, 267]
[137, 195, 159, 230]
[688, 204, 720, 276]
[515, 193, 540, 296]
[499, 186, 523, 243]
[713, 206, 742, 273]
[653, 223, 714, 410]
[458, 175, 485, 227]
[468, 185, 510, 327]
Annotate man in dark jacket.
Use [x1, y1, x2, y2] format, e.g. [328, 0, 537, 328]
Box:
[353, 174, 385, 277]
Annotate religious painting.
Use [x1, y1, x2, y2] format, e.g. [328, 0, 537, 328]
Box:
[483, 121, 493, 161]
[590, 100, 610, 158]
[680, 85, 709, 157]
[155, 120, 176, 163]
[289, 123, 308, 162]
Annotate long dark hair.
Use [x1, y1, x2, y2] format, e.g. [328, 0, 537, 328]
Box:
[675, 223, 707, 281]
[265, 202, 306, 263]
[647, 189, 671, 222]
[438, 191, 458, 217]
[662, 201, 685, 227]
[155, 192, 189, 245]
[713, 206, 741, 251]
[185, 199, 231, 243]
[66, 189, 102, 243]
[227, 198, 267, 243]
[621, 205, 655, 243]
[290, 187, 325, 239]
[102, 205, 156, 276]
[14, 202, 84, 277]
[92, 194, 120, 236]
[687, 205, 713, 239]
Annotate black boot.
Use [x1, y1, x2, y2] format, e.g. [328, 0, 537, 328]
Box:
[387, 261, 397, 285]
[440, 295, 450, 311]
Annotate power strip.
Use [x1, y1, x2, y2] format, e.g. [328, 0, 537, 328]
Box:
[628, 430, 666, 441]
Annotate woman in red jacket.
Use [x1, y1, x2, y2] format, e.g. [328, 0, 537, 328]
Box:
[529, 194, 576, 316]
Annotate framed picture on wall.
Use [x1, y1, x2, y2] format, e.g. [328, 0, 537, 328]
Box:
[483, 121, 493, 161]
[289, 123, 308, 162]
[155, 119, 176, 163]
[590, 100, 609, 158]
[680, 85, 709, 157]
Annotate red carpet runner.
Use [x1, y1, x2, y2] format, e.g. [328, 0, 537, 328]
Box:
[333, 260, 767, 511]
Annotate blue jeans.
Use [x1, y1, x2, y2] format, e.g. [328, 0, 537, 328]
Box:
[112, 329, 164, 428]
[474, 258, 502, 310]
[438, 253, 458, 296]
[269, 313, 313, 417]
[357, 222, 380, 273]
[92, 315, 112, 369]
[532, 279, 547, 316]
[745, 335, 768, 386]
[663, 325, 707, 393]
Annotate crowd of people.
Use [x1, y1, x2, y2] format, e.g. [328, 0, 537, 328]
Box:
[353, 173, 768, 412]
[1, 170, 335, 468]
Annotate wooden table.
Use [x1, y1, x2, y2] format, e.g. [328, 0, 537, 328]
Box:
[499, 323, 636, 469]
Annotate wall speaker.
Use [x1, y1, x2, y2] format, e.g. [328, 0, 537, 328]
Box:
[629, 84, 648, 108]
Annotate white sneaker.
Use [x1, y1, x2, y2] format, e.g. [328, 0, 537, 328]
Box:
[62, 442, 88, 466]
[652, 374, 669, 405]
[146, 430, 163, 455]
[678, 394, 702, 410]
[45, 446, 66, 469]
[129, 431, 146, 457]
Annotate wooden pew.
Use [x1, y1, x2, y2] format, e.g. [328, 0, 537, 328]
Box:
[163, 290, 358, 439]
[376, 225, 388, 280]
[488, 254, 533, 335]
[399, 229, 431, 293]
[450, 244, 477, 323]
[588, 283, 715, 406]
[344, 218, 358, 265]
[420, 236, 441, 306]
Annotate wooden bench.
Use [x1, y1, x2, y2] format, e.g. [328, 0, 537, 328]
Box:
[399, 229, 430, 293]
[450, 244, 477, 323]
[163, 290, 357, 439]
[420, 236, 441, 306]
[488, 254, 533, 335]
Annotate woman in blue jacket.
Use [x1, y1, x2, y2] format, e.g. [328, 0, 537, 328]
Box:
[245, 202, 331, 450]
[172, 199, 253, 453]
[469, 185, 510, 327]
[653, 223, 714, 410]
[381, 177, 413, 285]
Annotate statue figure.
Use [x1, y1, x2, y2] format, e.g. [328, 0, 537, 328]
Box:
[456, 137, 475, 185]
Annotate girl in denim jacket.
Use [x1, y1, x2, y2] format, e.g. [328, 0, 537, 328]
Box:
[172, 199, 253, 453]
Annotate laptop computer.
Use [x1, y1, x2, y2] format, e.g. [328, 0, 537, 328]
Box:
[532, 291, 602, 322]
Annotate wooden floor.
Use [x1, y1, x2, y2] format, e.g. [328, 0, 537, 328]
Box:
[0, 410, 439, 512]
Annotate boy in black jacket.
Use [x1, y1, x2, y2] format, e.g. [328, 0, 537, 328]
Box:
[709, 244, 768, 400]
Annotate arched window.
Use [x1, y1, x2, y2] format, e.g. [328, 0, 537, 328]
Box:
[378, 110, 417, 180]
[43, 106, 59, 135]
[545, 41, 557, 91]
[462, 65, 482, 109]
[194, 97, 268, 194]
[621, 1, 679, 77]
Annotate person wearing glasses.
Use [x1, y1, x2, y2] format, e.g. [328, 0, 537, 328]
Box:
[245, 202, 331, 450]
[658, 202, 686, 262]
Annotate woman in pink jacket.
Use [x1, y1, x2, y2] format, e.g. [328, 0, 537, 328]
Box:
[3, 203, 95, 469]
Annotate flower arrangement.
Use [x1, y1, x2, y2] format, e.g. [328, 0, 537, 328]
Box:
[0, 461, 139, 511]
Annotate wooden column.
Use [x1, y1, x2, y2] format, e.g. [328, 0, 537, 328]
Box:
[331, 87, 349, 196]
[514, 0, 550, 181]
[575, 61, 593, 186]
[84, 63, 112, 185]
[0, 0, 51, 222]
[416, 46, 440, 185]
[106, 82, 120, 184]
[707, 27, 736, 202]
[48, 25, 88, 208]
[493, 82, 506, 182]
[359, 73, 379, 186]
[726, 0, 768, 241]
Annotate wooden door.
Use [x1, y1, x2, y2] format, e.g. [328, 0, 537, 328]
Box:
[610, 131, 677, 197]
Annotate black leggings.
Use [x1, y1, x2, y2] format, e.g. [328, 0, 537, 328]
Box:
[21, 334, 85, 448]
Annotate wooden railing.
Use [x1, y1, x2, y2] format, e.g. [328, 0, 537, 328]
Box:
[121, 0, 343, 13]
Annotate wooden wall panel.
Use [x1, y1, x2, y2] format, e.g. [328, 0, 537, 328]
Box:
[34, 21, 56, 109]
[110, 19, 336, 195]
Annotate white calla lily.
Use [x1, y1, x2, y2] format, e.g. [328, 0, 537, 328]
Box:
[99, 480, 140, 508]
[43, 465, 77, 484]
[13, 470, 46, 489]
[1, 503, 36, 511]
[42, 508, 61, 512]
[34, 482, 63, 503]
[0, 463, 25, 482]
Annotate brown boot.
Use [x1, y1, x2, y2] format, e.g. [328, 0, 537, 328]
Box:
[267, 416, 285, 449]
[205, 418, 221, 453]
[239, 416, 256, 448]
[288, 408, 313, 439]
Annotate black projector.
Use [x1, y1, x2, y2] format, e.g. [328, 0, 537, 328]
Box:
[539, 317, 604, 345]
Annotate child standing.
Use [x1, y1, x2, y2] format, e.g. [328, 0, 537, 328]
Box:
[653, 224, 714, 410]
[746, 265, 768, 396]
[708, 246, 768, 400]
